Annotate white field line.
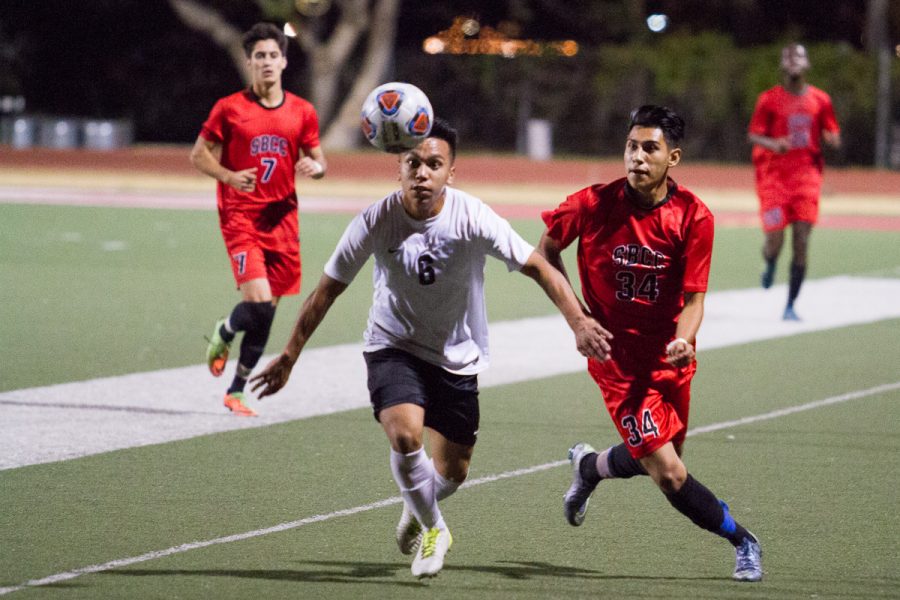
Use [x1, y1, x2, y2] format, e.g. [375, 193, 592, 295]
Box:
[2, 275, 900, 470]
[1, 380, 897, 596]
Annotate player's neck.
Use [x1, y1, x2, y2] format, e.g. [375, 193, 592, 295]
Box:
[782, 77, 807, 96]
[252, 81, 285, 107]
[626, 178, 672, 209]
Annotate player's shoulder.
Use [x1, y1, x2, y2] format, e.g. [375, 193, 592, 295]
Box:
[806, 84, 834, 103]
[571, 178, 626, 204]
[671, 181, 714, 220]
[284, 91, 317, 111]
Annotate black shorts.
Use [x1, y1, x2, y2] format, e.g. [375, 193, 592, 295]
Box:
[364, 347, 480, 446]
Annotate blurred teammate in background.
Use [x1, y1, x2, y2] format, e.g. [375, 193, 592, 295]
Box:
[748, 43, 841, 320]
[250, 118, 611, 578]
[190, 22, 326, 416]
[539, 105, 763, 582]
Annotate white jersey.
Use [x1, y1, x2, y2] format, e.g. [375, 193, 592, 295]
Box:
[324, 187, 534, 375]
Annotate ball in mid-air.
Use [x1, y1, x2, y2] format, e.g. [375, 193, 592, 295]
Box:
[361, 82, 433, 153]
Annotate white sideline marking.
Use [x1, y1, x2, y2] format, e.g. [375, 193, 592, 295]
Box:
[1, 275, 899, 470]
[1, 380, 897, 596]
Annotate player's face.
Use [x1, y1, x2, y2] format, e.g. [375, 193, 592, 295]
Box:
[780, 44, 810, 78]
[399, 137, 456, 220]
[624, 126, 681, 196]
[247, 39, 287, 87]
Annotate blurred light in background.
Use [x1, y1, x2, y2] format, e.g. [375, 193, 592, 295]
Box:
[284, 22, 297, 38]
[294, 0, 330, 17]
[422, 17, 578, 58]
[461, 19, 480, 37]
[646, 14, 669, 33]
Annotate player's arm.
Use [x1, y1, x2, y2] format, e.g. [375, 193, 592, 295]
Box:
[822, 129, 841, 150]
[295, 144, 327, 180]
[747, 132, 790, 154]
[520, 245, 612, 362]
[189, 135, 258, 192]
[250, 273, 348, 398]
[666, 291, 705, 367]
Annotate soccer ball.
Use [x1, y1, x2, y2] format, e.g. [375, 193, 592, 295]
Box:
[361, 82, 434, 153]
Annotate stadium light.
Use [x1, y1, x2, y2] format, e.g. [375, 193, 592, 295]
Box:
[646, 14, 669, 33]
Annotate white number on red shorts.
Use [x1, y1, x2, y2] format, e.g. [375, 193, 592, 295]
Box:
[621, 409, 660, 446]
[232, 251, 247, 275]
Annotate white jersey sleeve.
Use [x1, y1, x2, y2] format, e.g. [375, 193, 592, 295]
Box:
[323, 209, 376, 285]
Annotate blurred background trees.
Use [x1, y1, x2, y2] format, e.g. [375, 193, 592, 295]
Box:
[1, 0, 898, 166]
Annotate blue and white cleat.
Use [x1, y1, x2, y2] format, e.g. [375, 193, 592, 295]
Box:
[782, 306, 800, 321]
[733, 533, 763, 582]
[563, 442, 598, 526]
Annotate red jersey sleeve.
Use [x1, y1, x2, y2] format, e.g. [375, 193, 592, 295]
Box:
[747, 90, 773, 137]
[541, 188, 590, 249]
[681, 203, 714, 293]
[819, 92, 840, 134]
[200, 98, 227, 144]
[297, 103, 321, 151]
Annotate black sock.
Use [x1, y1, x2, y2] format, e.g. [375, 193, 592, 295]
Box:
[221, 301, 260, 343]
[787, 263, 806, 306]
[579, 451, 602, 486]
[607, 443, 647, 478]
[664, 474, 752, 547]
[225, 302, 275, 393]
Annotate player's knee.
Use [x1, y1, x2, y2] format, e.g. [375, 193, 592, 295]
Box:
[390, 430, 423, 454]
[654, 466, 687, 494]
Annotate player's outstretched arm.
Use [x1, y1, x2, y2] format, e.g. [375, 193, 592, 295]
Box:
[250, 274, 348, 399]
[520, 247, 613, 362]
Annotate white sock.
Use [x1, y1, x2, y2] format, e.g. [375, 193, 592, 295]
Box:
[595, 446, 614, 479]
[390, 448, 444, 530]
[433, 464, 461, 501]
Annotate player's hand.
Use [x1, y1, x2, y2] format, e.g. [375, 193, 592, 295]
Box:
[250, 353, 296, 399]
[295, 157, 325, 179]
[665, 338, 695, 368]
[772, 137, 791, 154]
[574, 316, 613, 362]
[226, 167, 258, 192]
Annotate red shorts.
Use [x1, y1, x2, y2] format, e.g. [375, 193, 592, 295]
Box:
[218, 196, 301, 297]
[588, 355, 695, 459]
[755, 162, 822, 232]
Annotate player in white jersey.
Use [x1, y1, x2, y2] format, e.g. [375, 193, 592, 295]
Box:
[251, 118, 612, 578]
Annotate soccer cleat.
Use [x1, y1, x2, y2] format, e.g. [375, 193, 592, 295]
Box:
[206, 318, 231, 377]
[223, 391, 257, 417]
[732, 533, 763, 582]
[410, 527, 452, 578]
[563, 442, 598, 526]
[396, 502, 423, 555]
[782, 306, 800, 321]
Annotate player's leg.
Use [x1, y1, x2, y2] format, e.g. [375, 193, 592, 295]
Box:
[758, 177, 786, 289]
[217, 278, 276, 416]
[784, 221, 813, 320]
[406, 368, 479, 578]
[364, 349, 447, 564]
[640, 444, 762, 581]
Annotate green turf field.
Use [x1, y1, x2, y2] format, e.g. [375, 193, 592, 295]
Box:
[1, 202, 899, 598]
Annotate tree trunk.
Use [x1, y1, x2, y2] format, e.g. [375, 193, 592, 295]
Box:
[167, 0, 249, 84]
[322, 0, 400, 149]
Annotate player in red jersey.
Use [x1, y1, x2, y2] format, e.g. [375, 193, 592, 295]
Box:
[538, 105, 762, 582]
[748, 43, 841, 320]
[190, 22, 327, 416]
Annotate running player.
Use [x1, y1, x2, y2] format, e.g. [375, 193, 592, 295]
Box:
[748, 43, 841, 320]
[539, 105, 763, 582]
[190, 22, 327, 416]
[250, 118, 611, 578]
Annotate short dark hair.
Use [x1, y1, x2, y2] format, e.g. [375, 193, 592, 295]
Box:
[242, 22, 288, 58]
[428, 117, 458, 160]
[628, 105, 685, 148]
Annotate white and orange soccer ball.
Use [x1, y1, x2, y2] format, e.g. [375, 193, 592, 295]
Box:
[361, 82, 433, 153]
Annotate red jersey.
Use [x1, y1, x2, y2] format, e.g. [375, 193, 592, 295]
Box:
[200, 90, 321, 208]
[748, 84, 839, 175]
[542, 178, 714, 344]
